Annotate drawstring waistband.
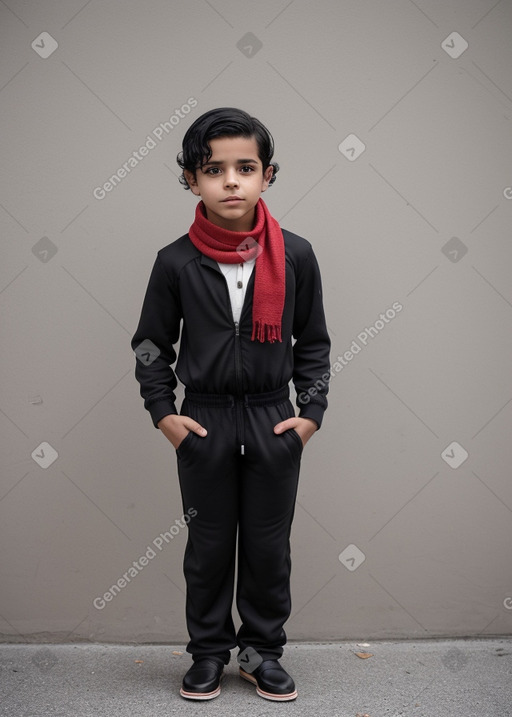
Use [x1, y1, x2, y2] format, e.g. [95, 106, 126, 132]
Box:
[184, 385, 289, 408]
[184, 385, 290, 457]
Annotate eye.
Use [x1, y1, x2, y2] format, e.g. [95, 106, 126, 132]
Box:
[240, 165, 255, 173]
[205, 167, 221, 175]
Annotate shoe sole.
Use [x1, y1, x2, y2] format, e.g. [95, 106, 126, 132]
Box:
[239, 668, 298, 701]
[180, 674, 223, 700]
[179, 685, 221, 700]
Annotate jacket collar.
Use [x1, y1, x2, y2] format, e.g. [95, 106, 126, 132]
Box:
[200, 252, 222, 274]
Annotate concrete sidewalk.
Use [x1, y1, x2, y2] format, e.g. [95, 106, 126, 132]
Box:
[0, 639, 510, 716]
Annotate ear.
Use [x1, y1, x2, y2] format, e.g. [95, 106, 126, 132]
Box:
[184, 169, 201, 196]
[260, 165, 274, 193]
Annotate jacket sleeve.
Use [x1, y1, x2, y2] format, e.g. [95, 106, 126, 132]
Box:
[292, 245, 331, 429]
[131, 252, 182, 427]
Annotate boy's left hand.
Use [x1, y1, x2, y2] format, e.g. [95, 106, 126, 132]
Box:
[274, 416, 318, 448]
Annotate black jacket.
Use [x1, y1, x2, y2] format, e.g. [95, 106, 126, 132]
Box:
[131, 229, 331, 428]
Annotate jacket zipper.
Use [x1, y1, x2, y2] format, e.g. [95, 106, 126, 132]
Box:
[217, 265, 248, 456]
[234, 320, 245, 455]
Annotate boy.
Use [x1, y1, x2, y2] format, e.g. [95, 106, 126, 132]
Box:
[131, 108, 330, 701]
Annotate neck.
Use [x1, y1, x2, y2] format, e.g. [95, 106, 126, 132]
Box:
[205, 206, 256, 233]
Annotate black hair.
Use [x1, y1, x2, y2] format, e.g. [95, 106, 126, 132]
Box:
[177, 107, 279, 189]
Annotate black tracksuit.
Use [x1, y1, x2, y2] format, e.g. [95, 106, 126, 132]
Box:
[131, 228, 330, 663]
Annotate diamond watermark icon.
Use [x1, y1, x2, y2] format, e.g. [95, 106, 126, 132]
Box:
[441, 441, 468, 469]
[236, 32, 263, 58]
[339, 544, 366, 572]
[31, 442, 59, 469]
[442, 646, 468, 672]
[32, 236, 58, 263]
[32, 647, 58, 672]
[441, 32, 468, 59]
[31, 32, 58, 59]
[441, 237, 467, 263]
[237, 646, 263, 674]
[236, 236, 263, 262]
[338, 134, 366, 162]
[134, 339, 160, 366]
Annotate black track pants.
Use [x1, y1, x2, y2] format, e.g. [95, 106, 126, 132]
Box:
[176, 386, 303, 664]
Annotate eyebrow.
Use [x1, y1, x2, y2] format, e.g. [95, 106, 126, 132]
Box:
[203, 158, 259, 166]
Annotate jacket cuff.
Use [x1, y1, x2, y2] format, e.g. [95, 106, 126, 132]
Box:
[298, 402, 325, 430]
[148, 400, 178, 428]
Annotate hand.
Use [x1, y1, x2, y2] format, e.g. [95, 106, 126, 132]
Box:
[157, 414, 207, 450]
[273, 416, 318, 448]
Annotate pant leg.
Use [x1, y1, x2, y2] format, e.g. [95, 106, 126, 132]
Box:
[236, 399, 303, 661]
[176, 398, 239, 663]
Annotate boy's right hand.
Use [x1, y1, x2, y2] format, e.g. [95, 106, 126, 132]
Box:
[157, 414, 207, 450]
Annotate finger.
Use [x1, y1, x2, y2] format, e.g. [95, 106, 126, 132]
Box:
[273, 417, 298, 434]
[182, 417, 207, 436]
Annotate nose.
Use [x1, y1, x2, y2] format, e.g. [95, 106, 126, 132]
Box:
[224, 168, 239, 188]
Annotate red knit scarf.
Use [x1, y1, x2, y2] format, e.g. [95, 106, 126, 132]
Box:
[188, 199, 285, 343]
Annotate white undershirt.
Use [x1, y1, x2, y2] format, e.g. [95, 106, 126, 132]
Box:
[217, 258, 255, 323]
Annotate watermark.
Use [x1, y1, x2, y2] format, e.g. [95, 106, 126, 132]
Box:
[32, 647, 58, 672]
[32, 236, 58, 263]
[338, 133, 366, 161]
[237, 646, 263, 673]
[442, 236, 468, 263]
[339, 544, 366, 572]
[441, 32, 468, 59]
[441, 441, 469, 469]
[236, 236, 263, 261]
[503, 597, 512, 610]
[31, 32, 58, 59]
[236, 32, 263, 58]
[441, 646, 468, 671]
[31, 441, 59, 469]
[93, 97, 198, 200]
[299, 301, 403, 404]
[93, 508, 197, 610]
[134, 339, 160, 366]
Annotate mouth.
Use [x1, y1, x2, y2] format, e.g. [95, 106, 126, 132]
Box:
[222, 196, 243, 203]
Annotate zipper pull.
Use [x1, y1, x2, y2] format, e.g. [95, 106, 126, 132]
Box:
[241, 444, 245, 455]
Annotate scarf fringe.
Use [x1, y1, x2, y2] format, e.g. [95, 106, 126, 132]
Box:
[252, 320, 282, 344]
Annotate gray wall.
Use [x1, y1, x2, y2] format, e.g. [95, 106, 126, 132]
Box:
[1, 0, 511, 643]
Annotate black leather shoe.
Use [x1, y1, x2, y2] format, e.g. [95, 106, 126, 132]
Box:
[240, 659, 297, 701]
[180, 657, 225, 700]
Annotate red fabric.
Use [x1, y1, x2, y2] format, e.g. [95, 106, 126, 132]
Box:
[188, 199, 285, 343]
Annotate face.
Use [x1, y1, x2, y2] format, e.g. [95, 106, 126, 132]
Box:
[184, 135, 273, 232]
